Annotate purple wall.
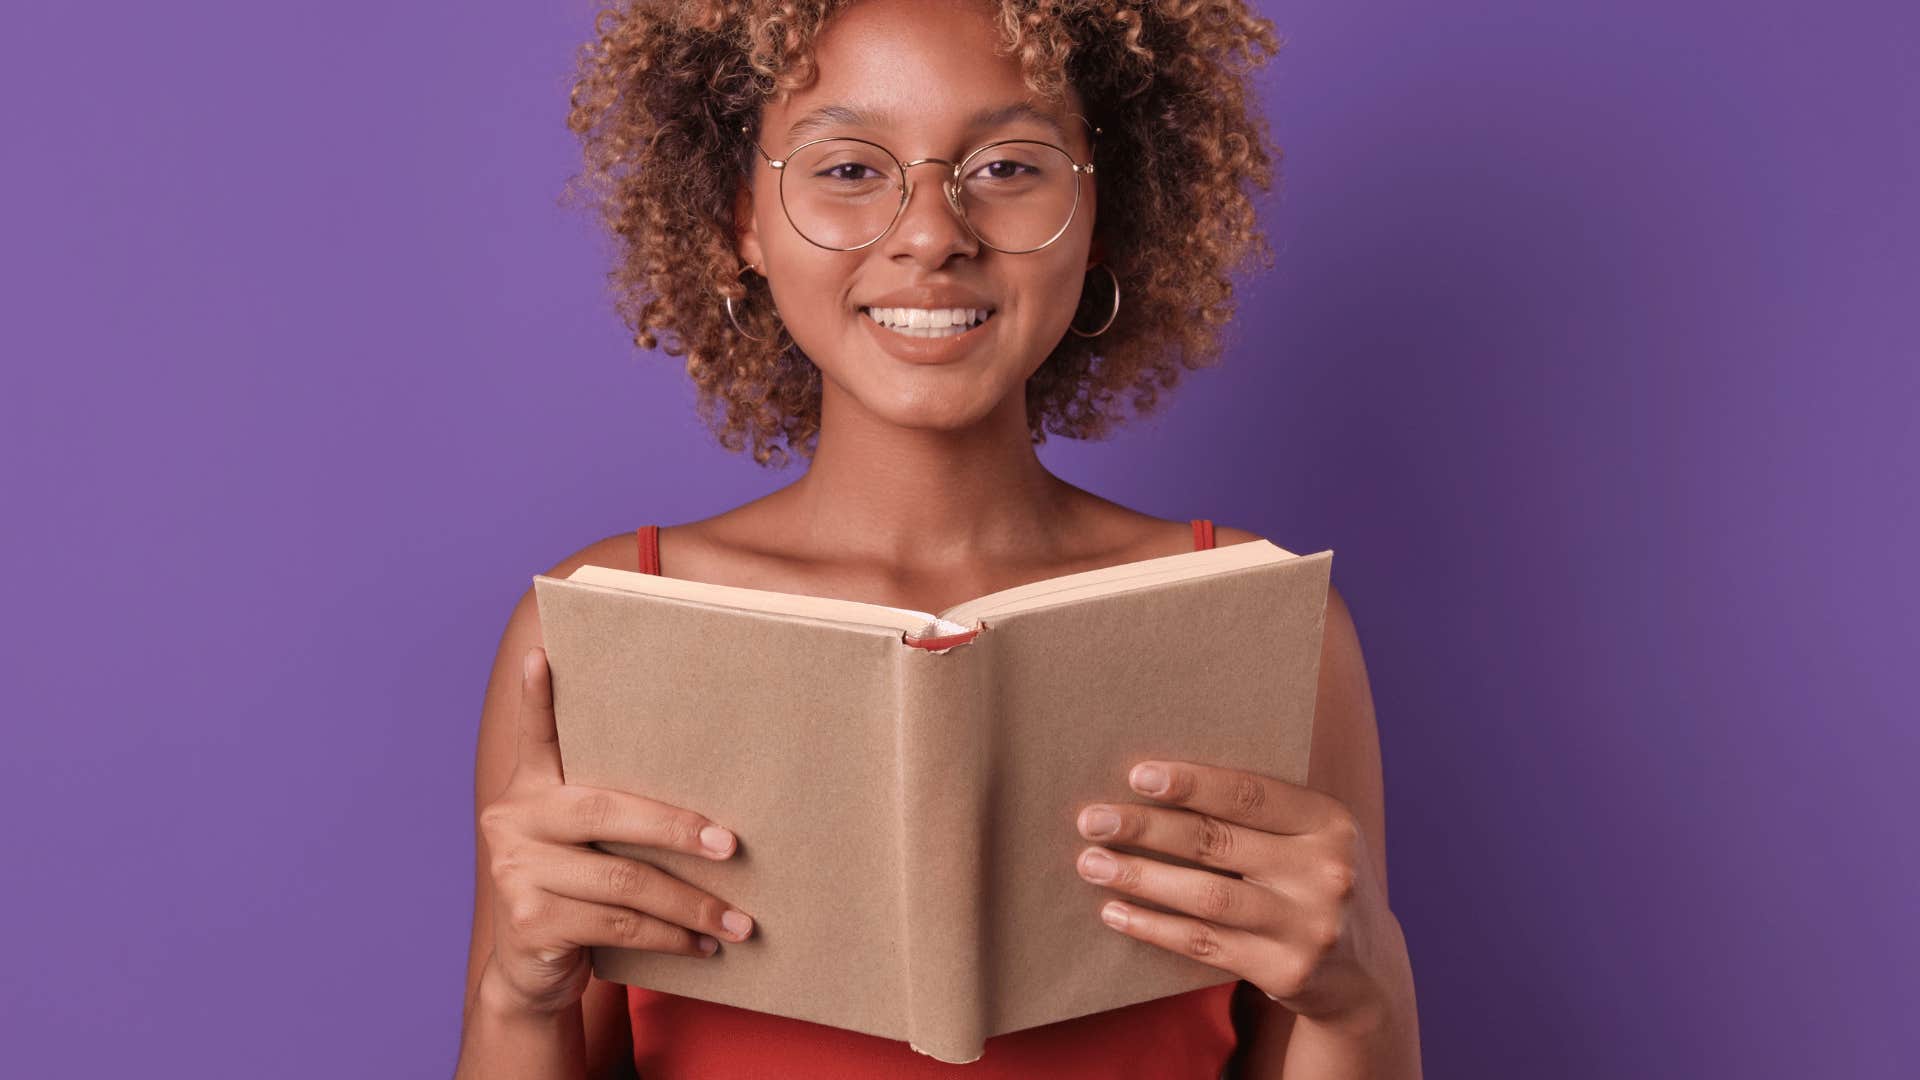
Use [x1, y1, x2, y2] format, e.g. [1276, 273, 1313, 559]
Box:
[4, 2, 1913, 1076]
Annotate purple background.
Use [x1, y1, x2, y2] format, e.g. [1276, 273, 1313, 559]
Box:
[4, 1, 1913, 1076]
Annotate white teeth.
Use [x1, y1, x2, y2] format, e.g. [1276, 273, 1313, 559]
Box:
[862, 306, 993, 336]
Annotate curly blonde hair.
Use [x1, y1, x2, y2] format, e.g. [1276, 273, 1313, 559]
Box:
[563, 0, 1282, 467]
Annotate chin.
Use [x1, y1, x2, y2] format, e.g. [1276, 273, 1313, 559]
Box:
[882, 397, 997, 431]
[859, 382, 1008, 432]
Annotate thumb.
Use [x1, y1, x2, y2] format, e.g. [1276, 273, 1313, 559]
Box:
[515, 646, 565, 784]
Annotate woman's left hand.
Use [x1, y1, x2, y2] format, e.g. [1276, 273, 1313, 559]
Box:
[1074, 759, 1403, 1030]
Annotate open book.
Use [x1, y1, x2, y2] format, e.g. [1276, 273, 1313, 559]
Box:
[531, 537, 1332, 1063]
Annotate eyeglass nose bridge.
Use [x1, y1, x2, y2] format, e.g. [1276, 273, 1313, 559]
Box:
[894, 157, 971, 233]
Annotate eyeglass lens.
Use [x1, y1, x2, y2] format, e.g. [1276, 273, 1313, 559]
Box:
[780, 140, 1079, 251]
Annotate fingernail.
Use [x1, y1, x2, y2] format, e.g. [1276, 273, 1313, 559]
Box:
[697, 934, 719, 955]
[1080, 807, 1120, 839]
[721, 910, 754, 940]
[1130, 764, 1168, 796]
[1079, 849, 1117, 882]
[700, 825, 735, 854]
[1101, 902, 1129, 930]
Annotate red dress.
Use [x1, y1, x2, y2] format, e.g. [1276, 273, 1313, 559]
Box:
[624, 518, 1238, 1078]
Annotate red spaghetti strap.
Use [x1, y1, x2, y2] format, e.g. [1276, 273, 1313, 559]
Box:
[1191, 518, 1215, 551]
[636, 525, 661, 576]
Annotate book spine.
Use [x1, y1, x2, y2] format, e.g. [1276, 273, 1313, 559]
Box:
[891, 634, 992, 1064]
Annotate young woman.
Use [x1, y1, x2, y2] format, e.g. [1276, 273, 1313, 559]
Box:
[454, 1, 1421, 1076]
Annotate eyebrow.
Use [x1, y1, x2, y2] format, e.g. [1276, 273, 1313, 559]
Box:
[784, 101, 1073, 147]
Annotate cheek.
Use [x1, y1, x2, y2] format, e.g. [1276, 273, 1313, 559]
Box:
[1026, 251, 1095, 335]
[761, 249, 859, 352]
[1045, 199, 1100, 311]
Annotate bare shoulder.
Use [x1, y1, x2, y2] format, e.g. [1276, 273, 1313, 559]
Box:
[1064, 492, 1228, 565]
[498, 530, 647, 638]
[644, 494, 840, 587]
[565, 529, 648, 575]
[1211, 523, 1269, 550]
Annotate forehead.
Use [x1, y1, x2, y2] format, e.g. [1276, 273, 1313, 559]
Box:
[765, 0, 1083, 142]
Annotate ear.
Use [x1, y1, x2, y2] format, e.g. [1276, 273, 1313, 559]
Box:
[734, 181, 764, 275]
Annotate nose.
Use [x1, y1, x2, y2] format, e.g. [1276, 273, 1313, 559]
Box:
[885, 159, 977, 260]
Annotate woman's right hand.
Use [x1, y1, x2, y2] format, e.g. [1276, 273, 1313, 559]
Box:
[478, 645, 755, 1017]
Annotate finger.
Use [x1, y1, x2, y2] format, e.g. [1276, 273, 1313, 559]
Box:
[1077, 801, 1281, 877]
[1094, 898, 1291, 998]
[535, 784, 739, 863]
[515, 647, 564, 784]
[1127, 760, 1335, 835]
[508, 890, 723, 961]
[519, 842, 755, 944]
[1076, 845, 1294, 936]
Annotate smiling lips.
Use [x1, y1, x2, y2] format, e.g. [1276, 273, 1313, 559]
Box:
[856, 303, 996, 364]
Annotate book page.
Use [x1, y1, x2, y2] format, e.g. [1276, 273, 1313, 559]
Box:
[565, 564, 968, 637]
[938, 538, 1296, 625]
[562, 538, 1298, 640]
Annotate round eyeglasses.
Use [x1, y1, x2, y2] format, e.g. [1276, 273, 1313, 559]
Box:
[744, 116, 1099, 254]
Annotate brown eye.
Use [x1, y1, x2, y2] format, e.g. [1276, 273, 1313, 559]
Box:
[821, 162, 884, 183]
[972, 159, 1038, 182]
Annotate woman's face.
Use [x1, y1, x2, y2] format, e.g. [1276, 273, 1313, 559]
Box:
[735, 0, 1098, 435]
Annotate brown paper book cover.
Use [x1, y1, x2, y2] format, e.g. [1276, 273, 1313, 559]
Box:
[531, 538, 1332, 1064]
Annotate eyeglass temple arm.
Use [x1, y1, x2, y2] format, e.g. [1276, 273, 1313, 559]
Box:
[742, 126, 785, 168]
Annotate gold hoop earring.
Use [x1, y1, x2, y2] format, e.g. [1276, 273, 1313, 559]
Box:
[1068, 262, 1120, 338]
[719, 264, 789, 347]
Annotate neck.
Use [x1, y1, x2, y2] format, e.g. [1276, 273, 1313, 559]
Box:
[784, 380, 1073, 572]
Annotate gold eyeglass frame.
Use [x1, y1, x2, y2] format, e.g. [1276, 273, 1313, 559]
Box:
[743, 113, 1100, 255]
